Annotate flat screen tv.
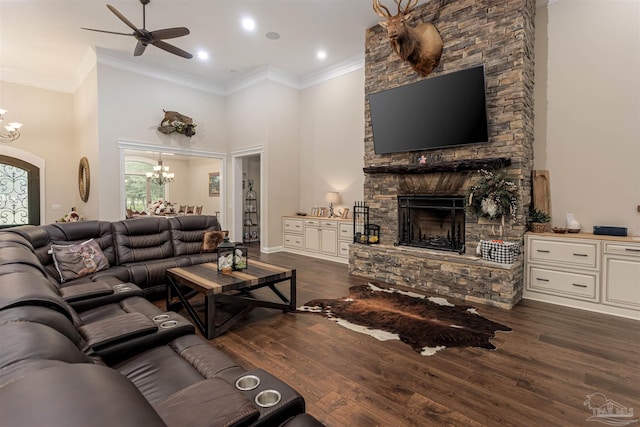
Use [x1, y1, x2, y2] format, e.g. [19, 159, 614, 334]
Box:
[368, 65, 489, 154]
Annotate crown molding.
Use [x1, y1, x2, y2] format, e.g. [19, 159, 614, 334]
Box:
[222, 65, 299, 95]
[299, 55, 365, 89]
[221, 55, 365, 94]
[118, 139, 226, 158]
[73, 48, 98, 90]
[0, 67, 77, 94]
[96, 47, 227, 95]
[2, 48, 365, 96]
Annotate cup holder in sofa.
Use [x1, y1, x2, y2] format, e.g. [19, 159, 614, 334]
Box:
[113, 283, 133, 293]
[235, 375, 260, 391]
[160, 320, 179, 329]
[255, 390, 282, 408]
[152, 314, 171, 322]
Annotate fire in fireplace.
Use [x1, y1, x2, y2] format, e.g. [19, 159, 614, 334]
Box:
[397, 196, 465, 254]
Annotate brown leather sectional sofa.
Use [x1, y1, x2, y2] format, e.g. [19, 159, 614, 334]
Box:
[0, 216, 324, 427]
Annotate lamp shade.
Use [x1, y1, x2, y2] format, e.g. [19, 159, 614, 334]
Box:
[325, 192, 341, 205]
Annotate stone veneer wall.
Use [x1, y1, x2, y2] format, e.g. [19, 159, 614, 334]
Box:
[349, 0, 536, 309]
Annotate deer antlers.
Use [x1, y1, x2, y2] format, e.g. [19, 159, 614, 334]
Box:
[372, 0, 419, 18]
[371, 0, 444, 77]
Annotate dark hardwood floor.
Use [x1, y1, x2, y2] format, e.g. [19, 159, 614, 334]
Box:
[171, 248, 640, 426]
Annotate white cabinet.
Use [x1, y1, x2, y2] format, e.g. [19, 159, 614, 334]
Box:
[281, 216, 352, 264]
[524, 233, 640, 319]
[304, 220, 320, 252]
[338, 222, 354, 258]
[525, 234, 600, 302]
[283, 218, 304, 249]
[602, 241, 640, 311]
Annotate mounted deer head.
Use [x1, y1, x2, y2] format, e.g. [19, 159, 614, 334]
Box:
[373, 0, 443, 76]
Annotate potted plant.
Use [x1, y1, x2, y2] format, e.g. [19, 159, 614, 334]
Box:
[527, 208, 551, 233]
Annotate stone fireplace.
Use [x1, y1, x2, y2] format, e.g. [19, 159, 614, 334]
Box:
[348, 0, 536, 309]
[397, 195, 466, 254]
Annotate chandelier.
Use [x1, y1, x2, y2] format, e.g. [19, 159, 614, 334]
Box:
[0, 108, 23, 143]
[146, 154, 175, 185]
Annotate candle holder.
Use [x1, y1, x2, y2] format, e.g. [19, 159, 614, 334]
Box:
[233, 242, 248, 270]
[217, 238, 234, 274]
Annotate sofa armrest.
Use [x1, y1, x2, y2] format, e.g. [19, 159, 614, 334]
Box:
[154, 377, 260, 427]
[92, 312, 196, 365]
[79, 312, 158, 351]
[59, 280, 114, 302]
[67, 282, 145, 312]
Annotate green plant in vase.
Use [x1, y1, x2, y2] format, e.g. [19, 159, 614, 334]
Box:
[527, 208, 551, 233]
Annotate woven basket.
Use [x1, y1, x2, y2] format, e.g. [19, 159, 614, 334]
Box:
[530, 222, 547, 233]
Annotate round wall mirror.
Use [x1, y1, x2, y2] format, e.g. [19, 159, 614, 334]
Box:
[78, 157, 90, 202]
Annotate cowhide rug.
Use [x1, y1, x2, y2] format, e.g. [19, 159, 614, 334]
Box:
[298, 282, 511, 356]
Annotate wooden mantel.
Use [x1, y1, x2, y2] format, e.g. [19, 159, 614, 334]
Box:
[363, 157, 511, 174]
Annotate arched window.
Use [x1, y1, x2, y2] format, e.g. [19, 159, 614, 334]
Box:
[124, 160, 165, 211]
[0, 155, 40, 227]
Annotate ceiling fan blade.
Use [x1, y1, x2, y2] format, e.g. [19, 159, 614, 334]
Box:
[134, 40, 147, 57]
[81, 27, 133, 37]
[107, 4, 139, 32]
[152, 40, 193, 59]
[150, 27, 190, 40]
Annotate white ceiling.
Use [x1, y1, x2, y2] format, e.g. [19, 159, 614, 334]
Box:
[0, 0, 382, 94]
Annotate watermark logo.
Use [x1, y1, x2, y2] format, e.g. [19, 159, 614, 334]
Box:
[584, 392, 638, 426]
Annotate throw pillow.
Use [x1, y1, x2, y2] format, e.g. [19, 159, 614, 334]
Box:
[202, 231, 226, 253]
[51, 239, 110, 283]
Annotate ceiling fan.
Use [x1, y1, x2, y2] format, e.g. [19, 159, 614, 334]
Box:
[82, 0, 192, 59]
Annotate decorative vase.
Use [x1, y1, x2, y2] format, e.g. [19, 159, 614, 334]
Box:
[531, 222, 547, 233]
[566, 213, 581, 233]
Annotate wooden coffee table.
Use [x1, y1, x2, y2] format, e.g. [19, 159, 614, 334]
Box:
[166, 260, 296, 339]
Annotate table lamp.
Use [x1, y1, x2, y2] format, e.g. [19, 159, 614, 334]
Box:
[325, 192, 341, 218]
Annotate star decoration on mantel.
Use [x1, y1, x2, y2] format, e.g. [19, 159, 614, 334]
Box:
[418, 155, 427, 164]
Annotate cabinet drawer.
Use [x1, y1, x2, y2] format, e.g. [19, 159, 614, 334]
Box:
[338, 222, 353, 240]
[283, 233, 303, 249]
[603, 242, 640, 258]
[338, 241, 350, 258]
[528, 238, 598, 268]
[320, 220, 337, 229]
[528, 266, 597, 301]
[283, 219, 303, 233]
[304, 219, 320, 227]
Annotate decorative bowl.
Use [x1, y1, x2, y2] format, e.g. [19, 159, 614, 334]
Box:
[552, 227, 568, 234]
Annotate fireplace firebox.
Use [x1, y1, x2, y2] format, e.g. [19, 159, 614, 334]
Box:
[397, 196, 465, 254]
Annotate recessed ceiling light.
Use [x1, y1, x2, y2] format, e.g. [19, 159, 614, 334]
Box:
[317, 50, 327, 60]
[265, 32, 280, 40]
[242, 17, 256, 31]
[197, 50, 209, 60]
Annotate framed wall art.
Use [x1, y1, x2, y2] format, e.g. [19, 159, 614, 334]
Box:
[208, 172, 220, 197]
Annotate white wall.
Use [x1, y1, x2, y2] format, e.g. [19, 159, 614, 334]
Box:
[264, 81, 301, 249]
[73, 67, 100, 220]
[0, 80, 77, 224]
[535, 0, 640, 236]
[299, 69, 365, 216]
[95, 62, 226, 220]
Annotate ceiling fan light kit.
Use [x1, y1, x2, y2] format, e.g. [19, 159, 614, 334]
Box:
[82, 0, 193, 59]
